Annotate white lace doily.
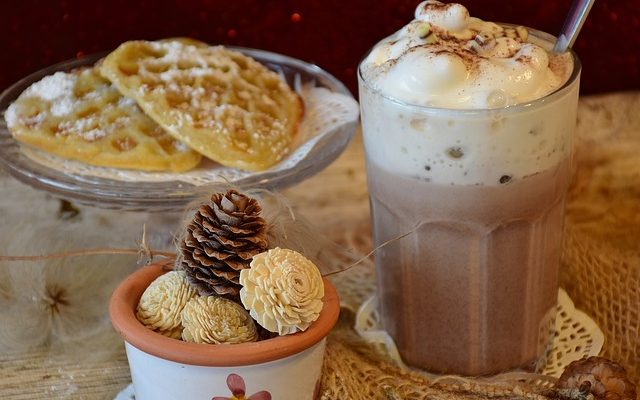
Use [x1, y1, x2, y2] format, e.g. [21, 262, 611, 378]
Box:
[355, 289, 604, 378]
[22, 85, 359, 185]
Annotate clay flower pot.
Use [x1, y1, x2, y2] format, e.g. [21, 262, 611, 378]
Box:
[109, 262, 340, 400]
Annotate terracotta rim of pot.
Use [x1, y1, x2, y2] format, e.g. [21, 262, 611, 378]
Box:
[109, 261, 340, 366]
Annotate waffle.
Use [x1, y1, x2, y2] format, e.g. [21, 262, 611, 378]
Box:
[4, 67, 202, 172]
[100, 40, 303, 171]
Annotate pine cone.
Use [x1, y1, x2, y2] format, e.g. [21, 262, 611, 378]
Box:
[557, 356, 636, 400]
[179, 190, 268, 299]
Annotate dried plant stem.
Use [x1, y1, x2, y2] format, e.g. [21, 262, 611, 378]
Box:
[323, 229, 417, 278]
[0, 249, 176, 262]
[0, 224, 175, 263]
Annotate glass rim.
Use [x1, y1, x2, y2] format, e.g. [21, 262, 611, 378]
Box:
[357, 24, 582, 115]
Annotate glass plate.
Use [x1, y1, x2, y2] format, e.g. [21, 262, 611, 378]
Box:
[0, 48, 358, 211]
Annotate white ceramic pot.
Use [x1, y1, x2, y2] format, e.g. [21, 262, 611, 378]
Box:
[110, 262, 340, 400]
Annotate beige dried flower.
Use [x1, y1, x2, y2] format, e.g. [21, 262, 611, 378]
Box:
[157, 326, 183, 340]
[240, 248, 324, 335]
[181, 296, 258, 344]
[136, 270, 197, 335]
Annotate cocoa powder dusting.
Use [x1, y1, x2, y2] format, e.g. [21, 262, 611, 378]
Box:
[420, 2, 452, 13]
[516, 55, 533, 64]
[428, 45, 481, 73]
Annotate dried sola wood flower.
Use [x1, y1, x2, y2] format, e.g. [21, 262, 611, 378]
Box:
[240, 248, 324, 335]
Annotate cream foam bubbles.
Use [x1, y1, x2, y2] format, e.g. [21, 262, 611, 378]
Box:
[358, 85, 579, 186]
[360, 1, 572, 109]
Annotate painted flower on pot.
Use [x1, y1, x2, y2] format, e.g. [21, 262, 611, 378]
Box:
[212, 373, 272, 400]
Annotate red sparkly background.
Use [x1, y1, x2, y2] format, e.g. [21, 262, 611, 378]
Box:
[0, 0, 638, 95]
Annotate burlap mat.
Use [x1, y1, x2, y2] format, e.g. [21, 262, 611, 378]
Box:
[560, 93, 640, 385]
[0, 92, 639, 399]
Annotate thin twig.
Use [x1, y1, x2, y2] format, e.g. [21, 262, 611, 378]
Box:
[0, 224, 176, 263]
[323, 230, 415, 277]
[0, 248, 176, 262]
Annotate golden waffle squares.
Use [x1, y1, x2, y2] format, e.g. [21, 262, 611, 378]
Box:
[5, 67, 201, 172]
[100, 40, 302, 171]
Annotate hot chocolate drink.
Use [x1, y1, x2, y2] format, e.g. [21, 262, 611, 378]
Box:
[358, 1, 580, 374]
[367, 160, 569, 374]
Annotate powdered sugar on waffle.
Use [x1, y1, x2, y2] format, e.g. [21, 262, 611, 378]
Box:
[6, 71, 80, 121]
[8, 70, 134, 142]
[117, 96, 137, 108]
[50, 96, 75, 117]
[5, 65, 202, 171]
[150, 41, 208, 68]
[158, 68, 213, 81]
[3, 103, 19, 128]
[58, 118, 107, 141]
[143, 42, 229, 101]
[24, 72, 76, 102]
[5, 72, 78, 128]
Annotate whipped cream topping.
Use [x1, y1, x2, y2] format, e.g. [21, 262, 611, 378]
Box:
[361, 1, 572, 109]
[358, 1, 580, 186]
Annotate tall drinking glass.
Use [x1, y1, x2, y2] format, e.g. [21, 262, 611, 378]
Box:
[358, 28, 581, 375]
